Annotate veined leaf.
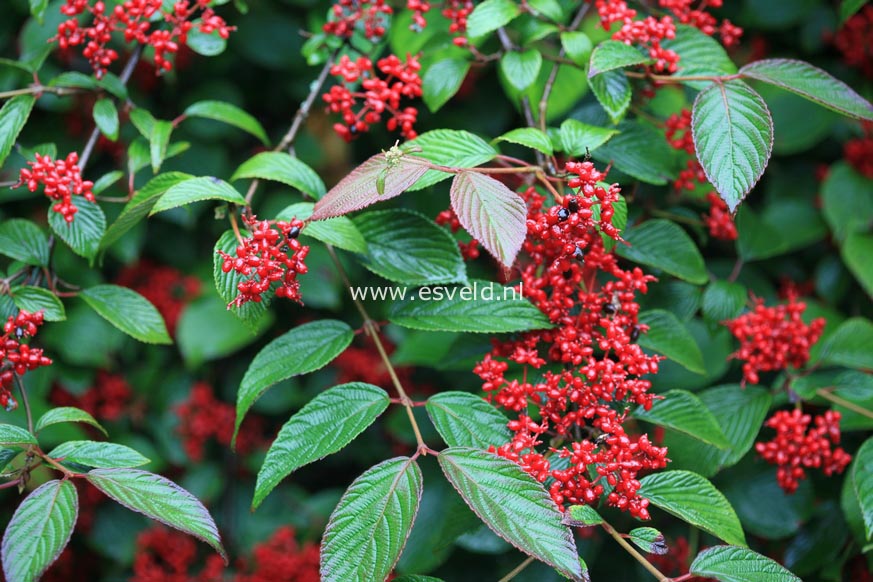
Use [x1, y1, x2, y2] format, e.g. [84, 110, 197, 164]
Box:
[617, 220, 707, 284]
[0, 95, 36, 167]
[500, 50, 543, 91]
[275, 202, 366, 253]
[634, 389, 729, 448]
[853, 436, 873, 540]
[35, 407, 105, 436]
[49, 441, 150, 468]
[589, 40, 650, 76]
[0, 424, 37, 447]
[184, 100, 270, 145]
[559, 119, 617, 156]
[231, 152, 325, 200]
[93, 98, 119, 141]
[690, 545, 801, 582]
[466, 0, 520, 38]
[405, 130, 498, 191]
[0, 220, 49, 266]
[48, 201, 106, 261]
[80, 285, 171, 344]
[422, 58, 470, 113]
[629, 527, 668, 555]
[496, 127, 554, 155]
[426, 392, 510, 449]
[150, 177, 246, 215]
[637, 310, 706, 374]
[10, 286, 65, 322]
[815, 317, 873, 370]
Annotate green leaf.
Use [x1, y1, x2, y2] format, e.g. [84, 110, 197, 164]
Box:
[186, 27, 226, 56]
[150, 176, 246, 215]
[213, 230, 270, 327]
[740, 59, 873, 121]
[0, 95, 36, 167]
[690, 545, 801, 582]
[86, 469, 226, 561]
[843, 232, 873, 298]
[388, 281, 552, 333]
[617, 220, 708, 284]
[10, 286, 65, 321]
[0, 220, 49, 267]
[450, 171, 526, 267]
[634, 389, 729, 448]
[149, 120, 173, 173]
[500, 50, 543, 91]
[563, 504, 603, 526]
[466, 0, 521, 38]
[589, 40, 650, 76]
[496, 127, 554, 155]
[405, 130, 498, 191]
[637, 310, 706, 374]
[92, 98, 119, 141]
[629, 527, 668, 555]
[589, 70, 631, 124]
[438, 448, 584, 581]
[841, 0, 868, 21]
[353, 209, 467, 286]
[321, 457, 423, 582]
[183, 100, 270, 145]
[48, 200, 106, 261]
[100, 172, 193, 250]
[527, 0, 563, 21]
[559, 119, 617, 156]
[129, 108, 156, 138]
[853, 436, 873, 540]
[91, 170, 123, 195]
[702, 281, 748, 323]
[35, 407, 105, 436]
[426, 392, 510, 449]
[28, 0, 49, 21]
[561, 32, 593, 66]
[231, 152, 325, 200]
[591, 122, 676, 185]
[0, 424, 37, 447]
[638, 470, 747, 546]
[422, 58, 470, 112]
[692, 80, 774, 212]
[822, 162, 873, 241]
[80, 285, 171, 344]
[1, 480, 77, 582]
[663, 25, 737, 90]
[275, 202, 366, 254]
[254, 383, 389, 509]
[815, 317, 873, 370]
[49, 441, 149, 468]
[236, 320, 353, 440]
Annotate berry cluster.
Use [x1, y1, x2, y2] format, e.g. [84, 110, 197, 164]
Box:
[406, 0, 474, 45]
[323, 0, 392, 40]
[755, 409, 852, 493]
[218, 216, 310, 308]
[663, 109, 708, 192]
[834, 5, 873, 78]
[702, 192, 737, 241]
[175, 382, 265, 460]
[1, 310, 51, 412]
[116, 260, 201, 336]
[658, 0, 742, 47]
[14, 152, 95, 223]
[51, 371, 133, 421]
[235, 526, 320, 582]
[436, 208, 481, 260]
[55, 0, 234, 77]
[844, 122, 873, 179]
[475, 164, 667, 519]
[322, 54, 423, 141]
[725, 294, 826, 385]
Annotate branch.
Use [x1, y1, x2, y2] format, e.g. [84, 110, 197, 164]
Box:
[817, 388, 873, 420]
[12, 374, 33, 435]
[538, 2, 592, 132]
[498, 556, 536, 582]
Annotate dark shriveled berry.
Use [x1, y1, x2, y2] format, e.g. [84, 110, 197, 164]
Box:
[602, 303, 617, 315]
[573, 246, 584, 261]
[567, 197, 579, 213]
[630, 325, 641, 342]
[287, 226, 301, 239]
[557, 207, 570, 222]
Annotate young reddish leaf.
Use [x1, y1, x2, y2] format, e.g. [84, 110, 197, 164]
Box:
[311, 152, 429, 220]
[449, 171, 526, 267]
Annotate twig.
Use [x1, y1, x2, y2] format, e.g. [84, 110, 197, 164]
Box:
[495, 28, 545, 167]
[0, 85, 83, 100]
[817, 388, 873, 420]
[498, 556, 536, 582]
[538, 3, 592, 132]
[13, 374, 33, 435]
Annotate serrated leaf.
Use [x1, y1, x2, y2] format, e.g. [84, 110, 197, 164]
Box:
[91, 170, 123, 195]
[254, 383, 389, 509]
[702, 281, 748, 322]
[311, 153, 428, 220]
[843, 232, 873, 298]
[815, 317, 873, 370]
[1, 480, 77, 582]
[184, 100, 270, 145]
[639, 470, 747, 546]
[559, 119, 617, 156]
[48, 201, 106, 261]
[617, 220, 708, 284]
[0, 220, 49, 267]
[230, 151, 325, 199]
[589, 40, 651, 76]
[589, 69, 631, 124]
[405, 130, 498, 191]
[740, 59, 873, 121]
[496, 127, 553, 155]
[275, 202, 366, 254]
[629, 527, 668, 554]
[466, 0, 521, 38]
[321, 457, 422, 582]
[129, 108, 155, 138]
[563, 504, 603, 526]
[388, 281, 552, 333]
[150, 176, 245, 214]
[450, 171, 526, 267]
[663, 25, 737, 90]
[637, 310, 706, 374]
[149, 120, 173, 173]
[92, 98, 119, 141]
[853, 436, 873, 540]
[426, 392, 510, 449]
[213, 230, 270, 327]
[438, 448, 584, 581]
[528, 0, 563, 21]
[561, 32, 593, 67]
[80, 285, 171, 344]
[634, 389, 729, 448]
[501, 49, 543, 91]
[86, 468, 225, 561]
[692, 80, 773, 212]
[353, 209, 467, 286]
[49, 441, 149, 468]
[35, 407, 105, 436]
[591, 122, 676, 185]
[10, 286, 65, 322]
[690, 545, 801, 582]
[236, 320, 353, 440]
[0, 424, 37, 447]
[0, 95, 36, 167]
[822, 162, 873, 241]
[423, 58, 470, 112]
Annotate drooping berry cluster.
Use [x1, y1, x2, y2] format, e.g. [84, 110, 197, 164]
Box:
[664, 109, 708, 191]
[406, 0, 474, 45]
[475, 164, 668, 519]
[13, 152, 95, 223]
[51, 371, 133, 421]
[55, 0, 234, 77]
[725, 294, 826, 385]
[844, 121, 873, 179]
[702, 192, 737, 241]
[755, 409, 852, 493]
[116, 260, 201, 336]
[834, 5, 873, 78]
[217, 216, 310, 308]
[436, 207, 481, 260]
[323, 0, 392, 40]
[322, 54, 423, 141]
[1, 310, 51, 412]
[658, 0, 742, 47]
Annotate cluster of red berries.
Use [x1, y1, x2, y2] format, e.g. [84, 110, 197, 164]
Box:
[323, 0, 391, 40]
[1, 310, 51, 412]
[55, 0, 234, 77]
[436, 208, 481, 260]
[834, 5, 873, 78]
[475, 163, 668, 519]
[595, 0, 680, 73]
[235, 526, 320, 582]
[116, 260, 201, 336]
[406, 0, 474, 45]
[51, 371, 133, 421]
[702, 192, 737, 241]
[14, 152, 95, 223]
[658, 0, 742, 47]
[844, 122, 873, 179]
[755, 409, 852, 493]
[322, 54, 423, 141]
[725, 293, 826, 385]
[218, 215, 310, 308]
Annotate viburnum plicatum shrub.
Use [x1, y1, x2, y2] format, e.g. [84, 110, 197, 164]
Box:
[2, 0, 873, 581]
